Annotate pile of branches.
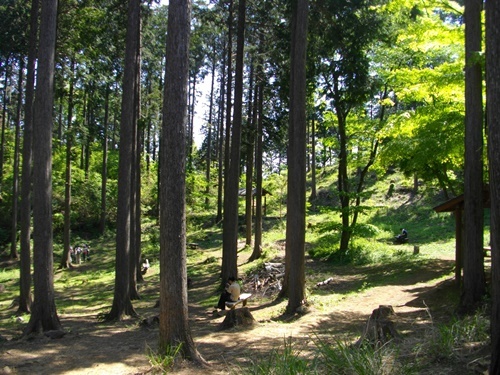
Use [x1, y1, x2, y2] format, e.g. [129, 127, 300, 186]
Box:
[243, 262, 284, 297]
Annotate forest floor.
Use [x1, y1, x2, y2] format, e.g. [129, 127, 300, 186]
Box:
[0, 243, 491, 375]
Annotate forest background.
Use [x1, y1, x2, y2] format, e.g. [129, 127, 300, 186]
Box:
[1, 0, 500, 373]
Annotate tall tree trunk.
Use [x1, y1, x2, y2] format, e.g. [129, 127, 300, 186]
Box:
[222, 0, 245, 284]
[250, 79, 264, 262]
[130, 17, 142, 297]
[486, 0, 500, 371]
[282, 0, 308, 314]
[205, 50, 216, 207]
[338, 112, 351, 253]
[61, 59, 75, 269]
[10, 58, 24, 260]
[107, 0, 140, 321]
[145, 78, 152, 173]
[18, 0, 39, 314]
[187, 78, 196, 169]
[216, 38, 227, 224]
[460, 0, 485, 313]
[0, 59, 11, 194]
[133, 30, 143, 286]
[245, 62, 255, 246]
[159, 0, 207, 364]
[223, 0, 233, 203]
[310, 116, 317, 206]
[99, 85, 110, 234]
[24, 0, 62, 335]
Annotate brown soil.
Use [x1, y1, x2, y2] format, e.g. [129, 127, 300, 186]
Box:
[0, 248, 490, 375]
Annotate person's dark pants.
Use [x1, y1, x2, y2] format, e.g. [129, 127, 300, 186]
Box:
[217, 291, 232, 310]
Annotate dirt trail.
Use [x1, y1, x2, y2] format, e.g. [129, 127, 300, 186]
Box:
[0, 251, 462, 375]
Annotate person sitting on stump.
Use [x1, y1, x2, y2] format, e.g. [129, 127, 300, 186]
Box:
[395, 228, 408, 243]
[217, 276, 241, 310]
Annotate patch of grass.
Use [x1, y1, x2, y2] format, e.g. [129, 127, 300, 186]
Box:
[147, 343, 183, 373]
[245, 336, 315, 375]
[414, 309, 490, 362]
[313, 338, 415, 375]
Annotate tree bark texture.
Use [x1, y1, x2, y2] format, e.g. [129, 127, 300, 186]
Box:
[61, 59, 75, 270]
[24, 0, 62, 335]
[10, 58, 23, 260]
[159, 0, 206, 365]
[245, 63, 255, 246]
[108, 0, 140, 320]
[222, 0, 245, 284]
[19, 0, 39, 314]
[250, 79, 264, 262]
[461, 0, 486, 312]
[283, 0, 308, 314]
[486, 0, 500, 371]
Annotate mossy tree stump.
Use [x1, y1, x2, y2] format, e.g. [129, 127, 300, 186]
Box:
[356, 305, 400, 347]
[218, 307, 255, 330]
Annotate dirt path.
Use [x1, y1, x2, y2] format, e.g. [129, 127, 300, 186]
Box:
[0, 251, 465, 375]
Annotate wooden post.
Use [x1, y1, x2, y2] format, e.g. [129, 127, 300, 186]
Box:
[413, 246, 420, 255]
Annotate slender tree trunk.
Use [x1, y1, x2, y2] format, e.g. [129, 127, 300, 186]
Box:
[0, 59, 11, 194]
[57, 95, 63, 143]
[130, 17, 142, 298]
[281, 0, 309, 314]
[222, 0, 245, 284]
[10, 58, 24, 259]
[24, 0, 62, 335]
[107, 0, 140, 321]
[205, 51, 216, 207]
[486, 0, 500, 370]
[18, 0, 39, 314]
[250, 79, 264, 262]
[134, 128, 143, 284]
[224, 1, 233, 195]
[187, 78, 195, 169]
[338, 112, 351, 253]
[133, 32, 143, 286]
[99, 85, 110, 234]
[216, 38, 227, 224]
[310, 116, 317, 206]
[245, 62, 255, 246]
[460, 0, 485, 313]
[61, 59, 75, 269]
[145, 78, 152, 173]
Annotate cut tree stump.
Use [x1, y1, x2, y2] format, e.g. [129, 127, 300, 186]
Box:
[355, 305, 400, 347]
[218, 307, 255, 331]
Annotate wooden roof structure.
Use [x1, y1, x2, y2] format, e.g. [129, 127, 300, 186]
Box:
[433, 186, 490, 285]
[238, 188, 272, 217]
[238, 188, 272, 197]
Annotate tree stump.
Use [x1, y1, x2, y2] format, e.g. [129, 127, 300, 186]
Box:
[218, 307, 255, 331]
[355, 305, 400, 347]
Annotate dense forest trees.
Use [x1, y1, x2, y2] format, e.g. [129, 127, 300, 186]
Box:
[1, 0, 499, 364]
[0, 0, 471, 258]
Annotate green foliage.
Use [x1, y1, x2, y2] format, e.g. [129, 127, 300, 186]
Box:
[147, 343, 183, 373]
[186, 171, 209, 212]
[374, 0, 466, 192]
[0, 0, 30, 56]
